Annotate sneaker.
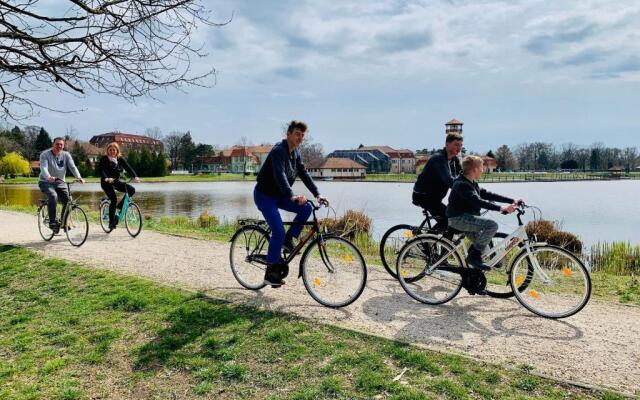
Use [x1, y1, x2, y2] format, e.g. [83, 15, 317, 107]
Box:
[49, 221, 60, 234]
[466, 247, 491, 271]
[264, 264, 286, 287]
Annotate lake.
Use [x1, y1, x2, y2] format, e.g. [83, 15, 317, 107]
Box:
[1, 180, 638, 248]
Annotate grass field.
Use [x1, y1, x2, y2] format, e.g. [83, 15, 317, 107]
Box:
[0, 245, 622, 399]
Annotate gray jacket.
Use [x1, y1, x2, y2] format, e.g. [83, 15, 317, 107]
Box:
[39, 149, 82, 182]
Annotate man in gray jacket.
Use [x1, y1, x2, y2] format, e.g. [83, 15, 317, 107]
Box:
[39, 137, 85, 231]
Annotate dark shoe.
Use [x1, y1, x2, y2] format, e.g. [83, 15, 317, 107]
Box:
[264, 264, 286, 287]
[49, 221, 60, 234]
[276, 263, 289, 280]
[466, 247, 491, 271]
[114, 215, 120, 226]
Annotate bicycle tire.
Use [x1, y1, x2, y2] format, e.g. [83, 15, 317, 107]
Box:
[396, 236, 464, 305]
[379, 224, 419, 278]
[509, 244, 591, 319]
[99, 201, 111, 233]
[125, 202, 143, 237]
[483, 232, 528, 299]
[301, 235, 367, 308]
[229, 225, 269, 290]
[65, 206, 89, 247]
[37, 203, 55, 241]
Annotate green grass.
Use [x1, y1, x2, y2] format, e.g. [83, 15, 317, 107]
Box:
[0, 245, 616, 399]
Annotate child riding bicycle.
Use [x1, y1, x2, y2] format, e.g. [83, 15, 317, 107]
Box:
[446, 155, 522, 271]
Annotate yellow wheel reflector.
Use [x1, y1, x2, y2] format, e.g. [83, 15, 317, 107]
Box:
[313, 278, 321, 287]
[530, 290, 540, 300]
[403, 231, 413, 238]
[562, 266, 573, 277]
[344, 255, 352, 262]
[515, 276, 525, 286]
[401, 271, 408, 277]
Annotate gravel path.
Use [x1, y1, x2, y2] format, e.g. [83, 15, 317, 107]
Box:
[1, 210, 638, 395]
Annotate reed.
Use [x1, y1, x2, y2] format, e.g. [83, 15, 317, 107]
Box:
[588, 241, 640, 276]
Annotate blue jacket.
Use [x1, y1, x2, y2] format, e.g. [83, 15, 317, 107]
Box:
[255, 139, 319, 198]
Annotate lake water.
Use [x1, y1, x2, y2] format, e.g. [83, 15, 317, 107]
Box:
[1, 180, 638, 247]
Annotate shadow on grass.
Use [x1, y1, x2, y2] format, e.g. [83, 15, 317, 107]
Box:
[134, 295, 275, 371]
[0, 244, 18, 253]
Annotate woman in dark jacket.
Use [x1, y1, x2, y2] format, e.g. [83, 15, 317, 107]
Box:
[99, 142, 140, 230]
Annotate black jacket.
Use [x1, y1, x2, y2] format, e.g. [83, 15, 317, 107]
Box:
[413, 148, 461, 201]
[255, 139, 319, 198]
[98, 156, 137, 182]
[446, 175, 514, 218]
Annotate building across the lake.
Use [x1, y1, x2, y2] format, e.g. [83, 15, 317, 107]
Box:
[89, 132, 164, 154]
[307, 157, 366, 179]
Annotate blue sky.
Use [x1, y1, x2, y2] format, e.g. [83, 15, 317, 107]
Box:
[27, 0, 640, 153]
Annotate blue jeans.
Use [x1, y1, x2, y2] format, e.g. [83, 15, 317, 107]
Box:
[254, 188, 313, 264]
[448, 213, 498, 253]
[39, 181, 69, 224]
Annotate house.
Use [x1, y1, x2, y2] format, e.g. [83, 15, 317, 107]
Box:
[307, 158, 366, 179]
[246, 145, 272, 172]
[89, 132, 164, 154]
[199, 149, 232, 172]
[327, 148, 390, 173]
[415, 155, 430, 172]
[481, 156, 497, 173]
[357, 145, 416, 173]
[65, 139, 102, 165]
[230, 147, 259, 174]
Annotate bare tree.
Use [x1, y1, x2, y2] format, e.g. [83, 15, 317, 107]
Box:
[144, 127, 163, 140]
[163, 132, 183, 170]
[298, 135, 324, 167]
[0, 1, 225, 120]
[237, 136, 250, 178]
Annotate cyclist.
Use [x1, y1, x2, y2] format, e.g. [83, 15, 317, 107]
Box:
[412, 132, 463, 231]
[446, 155, 522, 270]
[38, 137, 85, 232]
[254, 120, 329, 287]
[98, 143, 140, 230]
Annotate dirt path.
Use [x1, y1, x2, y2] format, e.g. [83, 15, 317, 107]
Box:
[1, 210, 638, 395]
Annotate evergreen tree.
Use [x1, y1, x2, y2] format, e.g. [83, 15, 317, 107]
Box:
[127, 150, 141, 177]
[35, 128, 52, 153]
[139, 150, 153, 177]
[155, 152, 168, 176]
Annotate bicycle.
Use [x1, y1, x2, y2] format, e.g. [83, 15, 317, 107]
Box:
[229, 200, 368, 308]
[395, 204, 592, 319]
[37, 178, 89, 247]
[99, 178, 143, 237]
[380, 209, 514, 298]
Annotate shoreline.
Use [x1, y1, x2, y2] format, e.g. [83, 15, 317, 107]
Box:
[2, 174, 639, 185]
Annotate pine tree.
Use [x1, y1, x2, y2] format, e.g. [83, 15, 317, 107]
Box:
[35, 128, 52, 153]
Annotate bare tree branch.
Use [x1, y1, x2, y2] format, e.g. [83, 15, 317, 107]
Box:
[0, 0, 228, 121]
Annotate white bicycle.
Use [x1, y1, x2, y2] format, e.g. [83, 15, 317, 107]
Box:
[396, 204, 591, 319]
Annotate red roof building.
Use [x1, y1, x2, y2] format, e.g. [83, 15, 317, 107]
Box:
[89, 132, 164, 154]
[308, 157, 366, 179]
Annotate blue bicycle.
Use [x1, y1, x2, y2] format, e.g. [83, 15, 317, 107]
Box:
[99, 179, 142, 237]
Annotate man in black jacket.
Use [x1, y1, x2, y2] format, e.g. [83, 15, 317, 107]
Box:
[254, 120, 329, 286]
[447, 155, 521, 270]
[412, 133, 463, 230]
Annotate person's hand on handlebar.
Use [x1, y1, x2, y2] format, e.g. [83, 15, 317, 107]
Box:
[78, 178, 85, 184]
[133, 177, 141, 183]
[500, 203, 518, 214]
[515, 198, 525, 206]
[316, 195, 330, 207]
[105, 177, 115, 184]
[291, 194, 307, 205]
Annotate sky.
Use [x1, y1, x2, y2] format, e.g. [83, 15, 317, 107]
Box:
[19, 0, 640, 153]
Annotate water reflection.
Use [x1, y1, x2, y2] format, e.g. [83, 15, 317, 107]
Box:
[1, 180, 639, 247]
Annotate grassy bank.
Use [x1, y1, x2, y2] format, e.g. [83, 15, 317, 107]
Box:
[0, 174, 248, 185]
[364, 172, 640, 183]
[0, 245, 621, 399]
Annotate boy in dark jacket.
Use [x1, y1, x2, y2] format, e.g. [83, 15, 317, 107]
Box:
[446, 156, 522, 270]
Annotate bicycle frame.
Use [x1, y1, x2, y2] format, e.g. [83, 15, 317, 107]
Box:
[242, 201, 330, 276]
[423, 206, 548, 276]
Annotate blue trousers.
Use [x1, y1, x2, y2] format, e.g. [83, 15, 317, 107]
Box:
[254, 188, 313, 264]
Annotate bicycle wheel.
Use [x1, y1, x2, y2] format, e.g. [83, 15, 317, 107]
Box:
[301, 235, 367, 308]
[65, 206, 89, 247]
[396, 236, 464, 305]
[99, 201, 111, 233]
[124, 203, 143, 237]
[510, 245, 591, 319]
[37, 203, 55, 241]
[229, 225, 269, 290]
[379, 224, 418, 278]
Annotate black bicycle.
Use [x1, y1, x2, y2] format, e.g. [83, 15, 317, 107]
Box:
[229, 200, 368, 308]
[37, 178, 89, 247]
